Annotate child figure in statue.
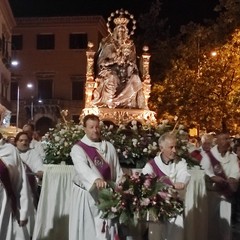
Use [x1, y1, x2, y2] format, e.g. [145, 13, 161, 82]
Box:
[92, 9, 146, 109]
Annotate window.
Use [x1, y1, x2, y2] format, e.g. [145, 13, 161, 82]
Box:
[10, 82, 18, 100]
[72, 79, 85, 100]
[37, 34, 55, 50]
[12, 35, 23, 50]
[38, 80, 53, 99]
[69, 33, 88, 49]
[10, 115, 16, 125]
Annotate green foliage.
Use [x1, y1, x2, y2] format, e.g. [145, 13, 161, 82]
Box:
[150, 16, 240, 132]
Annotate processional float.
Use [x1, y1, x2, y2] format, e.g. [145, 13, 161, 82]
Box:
[82, 9, 156, 125]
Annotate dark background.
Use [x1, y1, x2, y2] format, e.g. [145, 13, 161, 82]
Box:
[9, 0, 219, 27]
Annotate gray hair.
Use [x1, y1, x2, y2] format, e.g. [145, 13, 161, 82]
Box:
[158, 132, 176, 147]
[201, 133, 214, 143]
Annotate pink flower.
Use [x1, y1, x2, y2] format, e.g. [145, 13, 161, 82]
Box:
[158, 191, 170, 200]
[144, 179, 151, 188]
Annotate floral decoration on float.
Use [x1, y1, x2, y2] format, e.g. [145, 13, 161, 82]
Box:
[43, 119, 199, 168]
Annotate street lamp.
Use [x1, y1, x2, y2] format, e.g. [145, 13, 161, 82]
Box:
[27, 83, 34, 120]
[16, 85, 20, 132]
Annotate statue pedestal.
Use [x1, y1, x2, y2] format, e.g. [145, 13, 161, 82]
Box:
[81, 107, 156, 125]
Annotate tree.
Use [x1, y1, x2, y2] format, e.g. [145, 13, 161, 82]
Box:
[151, 27, 240, 132]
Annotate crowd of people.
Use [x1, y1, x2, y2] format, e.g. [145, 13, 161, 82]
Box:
[68, 114, 240, 240]
[0, 123, 44, 240]
[1, 117, 240, 240]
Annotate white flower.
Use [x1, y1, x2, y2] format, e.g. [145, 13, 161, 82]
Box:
[131, 120, 137, 125]
[132, 138, 138, 147]
[131, 125, 138, 131]
[179, 129, 185, 134]
[55, 136, 60, 142]
[118, 124, 126, 130]
[143, 148, 148, 153]
[123, 151, 128, 158]
[178, 124, 185, 130]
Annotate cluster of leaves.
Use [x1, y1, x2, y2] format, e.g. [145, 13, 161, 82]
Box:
[140, 0, 240, 133]
[97, 173, 184, 226]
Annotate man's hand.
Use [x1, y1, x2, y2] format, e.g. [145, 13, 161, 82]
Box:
[94, 178, 107, 189]
[174, 182, 185, 190]
[18, 219, 28, 227]
[211, 176, 228, 185]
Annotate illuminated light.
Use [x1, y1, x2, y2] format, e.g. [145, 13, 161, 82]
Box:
[27, 83, 33, 88]
[11, 60, 19, 66]
[211, 51, 217, 57]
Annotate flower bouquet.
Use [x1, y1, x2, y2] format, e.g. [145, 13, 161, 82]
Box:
[97, 173, 184, 226]
[43, 121, 85, 165]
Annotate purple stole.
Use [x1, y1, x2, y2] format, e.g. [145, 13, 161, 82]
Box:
[0, 159, 17, 217]
[23, 163, 39, 209]
[77, 141, 111, 181]
[149, 159, 174, 186]
[206, 150, 232, 198]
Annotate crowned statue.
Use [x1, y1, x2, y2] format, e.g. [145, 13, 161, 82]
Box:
[92, 9, 146, 109]
[83, 9, 155, 124]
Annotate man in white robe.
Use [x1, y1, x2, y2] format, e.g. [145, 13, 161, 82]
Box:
[201, 132, 240, 240]
[15, 132, 44, 181]
[142, 132, 191, 240]
[69, 114, 123, 240]
[15, 131, 44, 238]
[22, 123, 46, 160]
[0, 135, 30, 240]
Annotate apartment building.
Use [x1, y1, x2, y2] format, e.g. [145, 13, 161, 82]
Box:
[0, 0, 15, 126]
[10, 15, 107, 135]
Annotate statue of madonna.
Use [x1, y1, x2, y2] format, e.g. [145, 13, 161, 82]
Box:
[92, 9, 146, 109]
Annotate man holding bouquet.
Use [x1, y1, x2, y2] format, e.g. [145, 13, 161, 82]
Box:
[69, 114, 123, 240]
[142, 132, 191, 240]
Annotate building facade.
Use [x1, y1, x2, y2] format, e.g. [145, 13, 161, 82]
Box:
[10, 16, 107, 135]
[0, 0, 15, 127]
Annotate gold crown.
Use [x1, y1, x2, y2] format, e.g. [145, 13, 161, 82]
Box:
[113, 16, 129, 26]
[107, 9, 136, 35]
[113, 9, 129, 26]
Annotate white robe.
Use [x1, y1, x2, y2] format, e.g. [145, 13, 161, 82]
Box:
[30, 139, 46, 161]
[69, 135, 123, 240]
[142, 154, 191, 240]
[0, 141, 30, 240]
[19, 148, 44, 174]
[18, 148, 44, 238]
[201, 145, 240, 240]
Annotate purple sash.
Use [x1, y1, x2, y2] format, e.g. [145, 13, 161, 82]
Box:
[77, 141, 111, 181]
[206, 151, 232, 198]
[0, 159, 17, 217]
[149, 159, 173, 186]
[23, 163, 39, 209]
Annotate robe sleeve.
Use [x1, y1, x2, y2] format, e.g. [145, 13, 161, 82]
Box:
[70, 144, 102, 191]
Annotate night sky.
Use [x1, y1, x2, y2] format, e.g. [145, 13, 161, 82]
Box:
[9, 0, 219, 30]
